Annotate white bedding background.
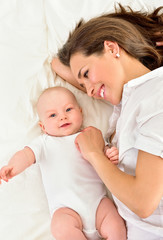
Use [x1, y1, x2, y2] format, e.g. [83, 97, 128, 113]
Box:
[0, 0, 161, 239]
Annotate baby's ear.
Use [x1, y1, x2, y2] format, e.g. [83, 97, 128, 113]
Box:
[38, 121, 46, 133]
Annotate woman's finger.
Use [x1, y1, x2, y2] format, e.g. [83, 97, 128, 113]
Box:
[156, 41, 163, 46]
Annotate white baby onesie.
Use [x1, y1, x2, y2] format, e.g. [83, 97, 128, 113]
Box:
[28, 132, 106, 239]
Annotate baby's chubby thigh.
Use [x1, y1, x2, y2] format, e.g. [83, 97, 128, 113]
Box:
[96, 197, 127, 240]
[51, 207, 86, 239]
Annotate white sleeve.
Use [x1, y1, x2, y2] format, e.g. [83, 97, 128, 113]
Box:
[106, 103, 121, 146]
[135, 112, 163, 158]
[27, 135, 44, 162]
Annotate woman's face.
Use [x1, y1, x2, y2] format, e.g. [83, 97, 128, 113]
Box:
[70, 49, 125, 105]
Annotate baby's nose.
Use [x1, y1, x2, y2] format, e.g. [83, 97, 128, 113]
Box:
[60, 114, 67, 120]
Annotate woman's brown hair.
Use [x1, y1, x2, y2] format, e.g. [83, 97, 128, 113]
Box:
[58, 4, 163, 70]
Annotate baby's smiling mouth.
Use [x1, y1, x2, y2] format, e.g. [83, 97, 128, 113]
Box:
[60, 123, 71, 128]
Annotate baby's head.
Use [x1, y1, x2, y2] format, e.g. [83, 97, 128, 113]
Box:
[37, 86, 83, 137]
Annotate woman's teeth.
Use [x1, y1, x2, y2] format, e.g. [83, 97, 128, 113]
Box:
[100, 88, 104, 98]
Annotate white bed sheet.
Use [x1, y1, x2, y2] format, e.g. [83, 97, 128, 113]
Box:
[0, 0, 161, 239]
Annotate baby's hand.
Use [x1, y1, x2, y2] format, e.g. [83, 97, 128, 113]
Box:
[105, 146, 119, 165]
[0, 165, 14, 184]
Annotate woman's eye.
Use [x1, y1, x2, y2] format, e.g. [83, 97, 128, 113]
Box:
[66, 108, 72, 112]
[80, 84, 85, 88]
[84, 70, 88, 78]
[50, 113, 56, 117]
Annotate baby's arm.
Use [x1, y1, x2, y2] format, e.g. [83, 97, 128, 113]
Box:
[0, 147, 35, 183]
[105, 146, 119, 165]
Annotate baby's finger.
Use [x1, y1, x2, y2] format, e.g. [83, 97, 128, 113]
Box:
[106, 148, 118, 158]
[111, 159, 119, 165]
[109, 155, 119, 161]
[0, 167, 11, 182]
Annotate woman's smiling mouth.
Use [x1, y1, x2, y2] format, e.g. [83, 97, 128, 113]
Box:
[99, 85, 105, 98]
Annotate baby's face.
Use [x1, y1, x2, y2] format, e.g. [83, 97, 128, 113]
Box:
[37, 88, 83, 137]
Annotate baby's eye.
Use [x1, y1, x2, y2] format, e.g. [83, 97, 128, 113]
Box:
[84, 70, 88, 78]
[66, 108, 72, 112]
[50, 113, 56, 117]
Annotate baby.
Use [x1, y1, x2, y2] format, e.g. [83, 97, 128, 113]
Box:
[0, 86, 126, 240]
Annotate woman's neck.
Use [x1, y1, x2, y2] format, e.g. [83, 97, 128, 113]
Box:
[122, 51, 151, 84]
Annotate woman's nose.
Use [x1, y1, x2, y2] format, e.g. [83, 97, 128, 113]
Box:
[86, 83, 95, 97]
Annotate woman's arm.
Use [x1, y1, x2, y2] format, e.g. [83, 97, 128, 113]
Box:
[75, 127, 163, 218]
[0, 147, 35, 183]
[51, 58, 86, 92]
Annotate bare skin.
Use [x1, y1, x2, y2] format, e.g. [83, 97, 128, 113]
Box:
[0, 87, 126, 239]
[51, 58, 86, 92]
[51, 41, 163, 93]
[52, 41, 163, 219]
[75, 126, 163, 218]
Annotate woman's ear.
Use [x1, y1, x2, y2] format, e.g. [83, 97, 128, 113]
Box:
[38, 121, 46, 133]
[104, 41, 120, 58]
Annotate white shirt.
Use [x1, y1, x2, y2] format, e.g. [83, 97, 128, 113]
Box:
[112, 67, 163, 239]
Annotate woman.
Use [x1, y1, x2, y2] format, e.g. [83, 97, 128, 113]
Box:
[52, 5, 163, 91]
[52, 5, 163, 239]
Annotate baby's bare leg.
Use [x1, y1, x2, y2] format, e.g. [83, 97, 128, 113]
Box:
[51, 207, 87, 240]
[96, 198, 127, 240]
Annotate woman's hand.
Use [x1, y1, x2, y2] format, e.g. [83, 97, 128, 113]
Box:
[75, 126, 105, 163]
[156, 41, 163, 46]
[51, 57, 86, 92]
